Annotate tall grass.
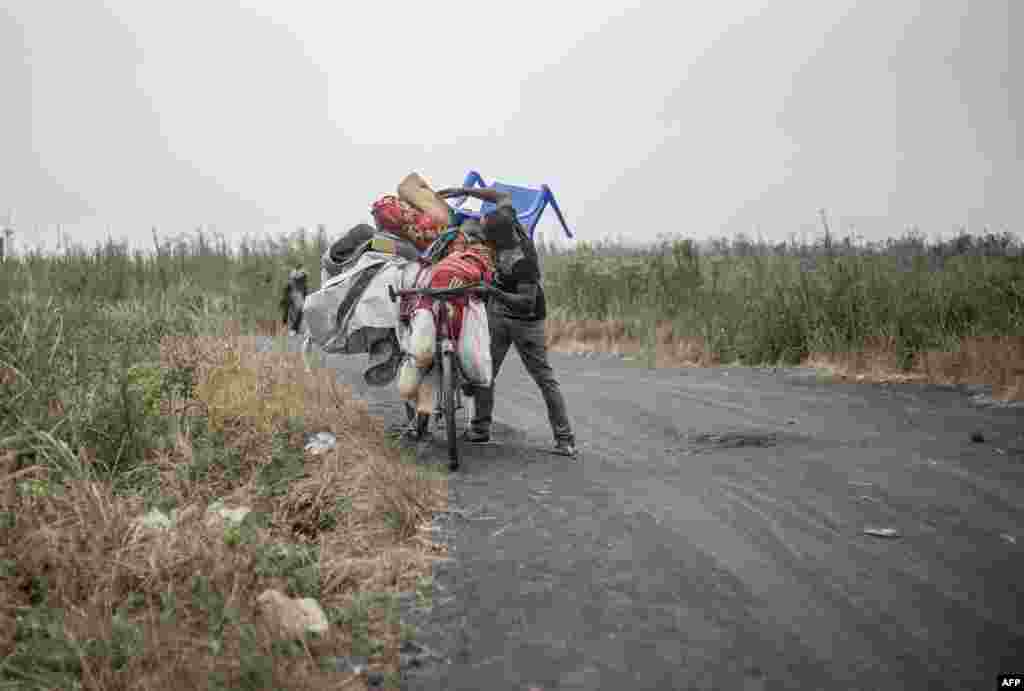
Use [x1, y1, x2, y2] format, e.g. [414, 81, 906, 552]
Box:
[542, 230, 1024, 371]
[1, 228, 440, 690]
[0, 231, 323, 486]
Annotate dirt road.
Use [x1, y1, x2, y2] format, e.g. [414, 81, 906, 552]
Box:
[313, 343, 1024, 690]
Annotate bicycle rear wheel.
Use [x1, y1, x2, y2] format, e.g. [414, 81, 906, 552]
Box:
[442, 351, 459, 470]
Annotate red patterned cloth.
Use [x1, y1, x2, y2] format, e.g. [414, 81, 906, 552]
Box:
[374, 193, 497, 340]
[416, 250, 494, 341]
[447, 233, 496, 265]
[371, 196, 447, 251]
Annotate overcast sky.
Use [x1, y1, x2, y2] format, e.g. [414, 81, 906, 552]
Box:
[1, 1, 1019, 253]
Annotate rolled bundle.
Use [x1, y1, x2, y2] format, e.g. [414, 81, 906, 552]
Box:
[415, 371, 436, 415]
[397, 172, 451, 227]
[408, 308, 436, 369]
[397, 357, 423, 401]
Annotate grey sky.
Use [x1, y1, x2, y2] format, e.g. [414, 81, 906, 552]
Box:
[1, 1, 1019, 253]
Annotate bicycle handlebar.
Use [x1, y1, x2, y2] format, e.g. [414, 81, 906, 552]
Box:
[388, 283, 486, 303]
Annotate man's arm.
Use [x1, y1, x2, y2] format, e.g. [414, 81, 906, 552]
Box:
[436, 187, 513, 207]
[478, 282, 538, 311]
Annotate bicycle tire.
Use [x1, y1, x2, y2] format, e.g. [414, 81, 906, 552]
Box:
[442, 351, 459, 470]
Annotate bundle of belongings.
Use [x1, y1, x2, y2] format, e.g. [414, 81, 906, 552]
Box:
[302, 173, 495, 404]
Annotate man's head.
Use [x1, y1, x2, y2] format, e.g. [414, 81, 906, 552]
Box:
[482, 206, 520, 250]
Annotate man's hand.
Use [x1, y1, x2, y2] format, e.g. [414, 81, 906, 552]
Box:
[491, 282, 537, 311]
[435, 187, 465, 199]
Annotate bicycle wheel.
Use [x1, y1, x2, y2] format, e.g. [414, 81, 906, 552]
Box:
[442, 351, 459, 470]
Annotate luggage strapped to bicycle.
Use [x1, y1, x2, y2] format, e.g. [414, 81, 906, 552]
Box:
[398, 260, 433, 325]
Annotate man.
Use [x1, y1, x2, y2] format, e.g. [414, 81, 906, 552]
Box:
[436, 186, 577, 457]
[280, 266, 308, 335]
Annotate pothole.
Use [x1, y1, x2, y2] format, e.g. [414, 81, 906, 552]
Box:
[691, 432, 780, 448]
[688, 431, 781, 450]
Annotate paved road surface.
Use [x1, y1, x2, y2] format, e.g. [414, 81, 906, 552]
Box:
[312, 343, 1024, 691]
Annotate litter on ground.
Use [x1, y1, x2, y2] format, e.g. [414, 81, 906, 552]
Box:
[863, 527, 901, 538]
[304, 432, 338, 455]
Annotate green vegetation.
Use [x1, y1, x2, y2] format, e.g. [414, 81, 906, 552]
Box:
[0, 228, 438, 690]
[541, 229, 1024, 368]
[2, 222, 1018, 689]
[329, 592, 396, 659]
[0, 231, 315, 493]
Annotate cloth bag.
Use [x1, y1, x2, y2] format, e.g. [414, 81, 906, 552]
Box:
[304, 253, 418, 354]
[397, 356, 423, 401]
[458, 297, 493, 387]
[408, 309, 436, 369]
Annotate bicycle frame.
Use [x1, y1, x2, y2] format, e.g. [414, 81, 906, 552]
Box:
[392, 284, 483, 384]
[430, 291, 462, 425]
[390, 283, 484, 467]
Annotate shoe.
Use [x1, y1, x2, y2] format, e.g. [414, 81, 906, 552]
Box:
[462, 429, 491, 444]
[553, 439, 578, 458]
[401, 413, 431, 441]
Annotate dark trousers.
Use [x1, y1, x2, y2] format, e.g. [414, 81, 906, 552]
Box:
[471, 313, 574, 443]
[281, 281, 307, 333]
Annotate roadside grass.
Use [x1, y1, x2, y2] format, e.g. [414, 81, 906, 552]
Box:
[1, 233, 447, 690]
[541, 230, 1024, 399]
[3, 222, 1019, 688]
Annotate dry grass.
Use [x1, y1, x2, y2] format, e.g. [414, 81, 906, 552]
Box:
[549, 319, 1024, 401]
[1, 319, 448, 690]
[546, 318, 714, 368]
[807, 335, 1024, 400]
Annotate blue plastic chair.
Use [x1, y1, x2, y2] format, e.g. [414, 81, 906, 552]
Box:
[447, 171, 574, 240]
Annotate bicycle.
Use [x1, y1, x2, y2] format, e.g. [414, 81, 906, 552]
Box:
[388, 282, 486, 470]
